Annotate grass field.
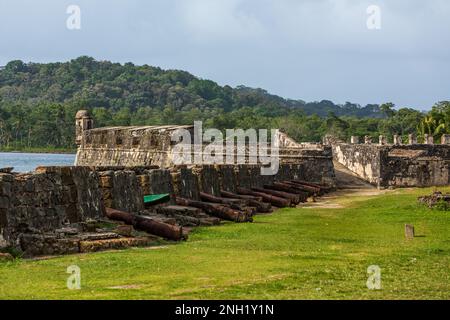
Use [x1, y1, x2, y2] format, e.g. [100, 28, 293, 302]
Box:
[0, 187, 449, 300]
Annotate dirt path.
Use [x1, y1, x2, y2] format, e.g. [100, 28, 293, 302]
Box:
[333, 161, 375, 190]
[299, 161, 385, 209]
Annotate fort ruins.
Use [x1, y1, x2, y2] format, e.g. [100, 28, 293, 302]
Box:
[324, 134, 450, 188]
[1, 110, 449, 257]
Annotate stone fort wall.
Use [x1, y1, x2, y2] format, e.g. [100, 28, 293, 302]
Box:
[327, 136, 450, 188]
[1, 162, 335, 251]
[75, 124, 333, 169]
[0, 166, 104, 249]
[75, 125, 194, 167]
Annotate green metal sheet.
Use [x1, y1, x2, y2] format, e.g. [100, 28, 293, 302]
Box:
[143, 193, 171, 205]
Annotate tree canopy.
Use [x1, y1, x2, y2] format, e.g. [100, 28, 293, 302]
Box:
[0, 57, 448, 151]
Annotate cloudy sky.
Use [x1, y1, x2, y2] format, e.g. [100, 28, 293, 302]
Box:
[0, 0, 449, 109]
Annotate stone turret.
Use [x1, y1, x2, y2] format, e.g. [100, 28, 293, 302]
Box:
[424, 134, 434, 145]
[393, 135, 402, 145]
[379, 135, 387, 145]
[408, 134, 417, 145]
[75, 110, 93, 146]
[441, 134, 450, 145]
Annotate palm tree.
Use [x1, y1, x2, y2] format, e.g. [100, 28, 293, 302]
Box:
[417, 115, 446, 141]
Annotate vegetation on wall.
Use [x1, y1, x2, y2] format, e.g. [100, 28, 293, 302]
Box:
[0, 57, 449, 150]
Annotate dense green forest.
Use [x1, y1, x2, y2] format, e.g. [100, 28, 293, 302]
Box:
[0, 56, 449, 151]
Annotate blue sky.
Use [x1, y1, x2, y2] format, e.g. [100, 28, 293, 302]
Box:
[0, 0, 449, 109]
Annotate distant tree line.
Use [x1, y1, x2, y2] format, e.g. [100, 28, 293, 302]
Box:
[0, 57, 449, 151]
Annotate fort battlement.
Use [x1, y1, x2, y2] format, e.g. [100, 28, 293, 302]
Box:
[325, 135, 450, 188]
[75, 126, 333, 167]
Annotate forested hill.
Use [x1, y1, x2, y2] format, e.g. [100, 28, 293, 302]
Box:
[0, 56, 381, 118]
[2, 56, 448, 151]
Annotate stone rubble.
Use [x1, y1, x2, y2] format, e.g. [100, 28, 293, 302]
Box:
[418, 191, 450, 209]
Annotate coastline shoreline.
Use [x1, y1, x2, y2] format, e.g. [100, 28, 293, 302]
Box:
[0, 149, 77, 155]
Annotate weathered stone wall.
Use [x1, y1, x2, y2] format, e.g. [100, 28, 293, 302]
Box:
[192, 165, 222, 196]
[381, 145, 450, 187]
[331, 143, 383, 185]
[75, 125, 335, 170]
[1, 150, 336, 249]
[76, 126, 193, 167]
[217, 165, 238, 193]
[0, 173, 13, 248]
[98, 170, 144, 213]
[330, 141, 450, 188]
[0, 167, 104, 248]
[170, 162, 335, 199]
[96, 166, 179, 211]
[140, 169, 175, 202]
[170, 166, 201, 201]
[87, 161, 336, 214]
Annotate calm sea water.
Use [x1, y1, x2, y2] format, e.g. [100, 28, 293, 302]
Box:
[0, 152, 76, 173]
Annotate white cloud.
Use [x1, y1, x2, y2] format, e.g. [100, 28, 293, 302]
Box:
[176, 0, 265, 40]
[0, 0, 449, 108]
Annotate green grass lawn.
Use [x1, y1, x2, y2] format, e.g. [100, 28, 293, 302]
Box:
[0, 188, 449, 300]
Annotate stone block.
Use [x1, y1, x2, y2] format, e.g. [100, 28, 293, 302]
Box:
[101, 188, 112, 200]
[54, 204, 73, 224]
[11, 206, 28, 220]
[35, 166, 55, 174]
[99, 176, 113, 188]
[0, 208, 8, 227]
[350, 136, 359, 144]
[424, 134, 434, 145]
[97, 170, 115, 177]
[21, 192, 36, 206]
[60, 166, 74, 185]
[217, 165, 237, 193]
[0, 173, 13, 183]
[79, 237, 155, 253]
[364, 136, 372, 144]
[0, 196, 10, 209]
[20, 234, 80, 257]
[80, 221, 99, 233]
[103, 199, 113, 208]
[137, 174, 149, 185]
[55, 227, 79, 236]
[78, 232, 119, 241]
[172, 167, 200, 201]
[408, 134, 417, 145]
[0, 181, 12, 197]
[107, 170, 143, 213]
[62, 186, 77, 204]
[441, 134, 450, 145]
[405, 224, 415, 239]
[115, 225, 133, 237]
[24, 179, 34, 192]
[38, 192, 51, 207]
[393, 135, 402, 145]
[71, 167, 105, 219]
[145, 169, 174, 195]
[194, 166, 221, 196]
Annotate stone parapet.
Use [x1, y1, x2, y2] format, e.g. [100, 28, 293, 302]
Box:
[330, 142, 450, 188]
